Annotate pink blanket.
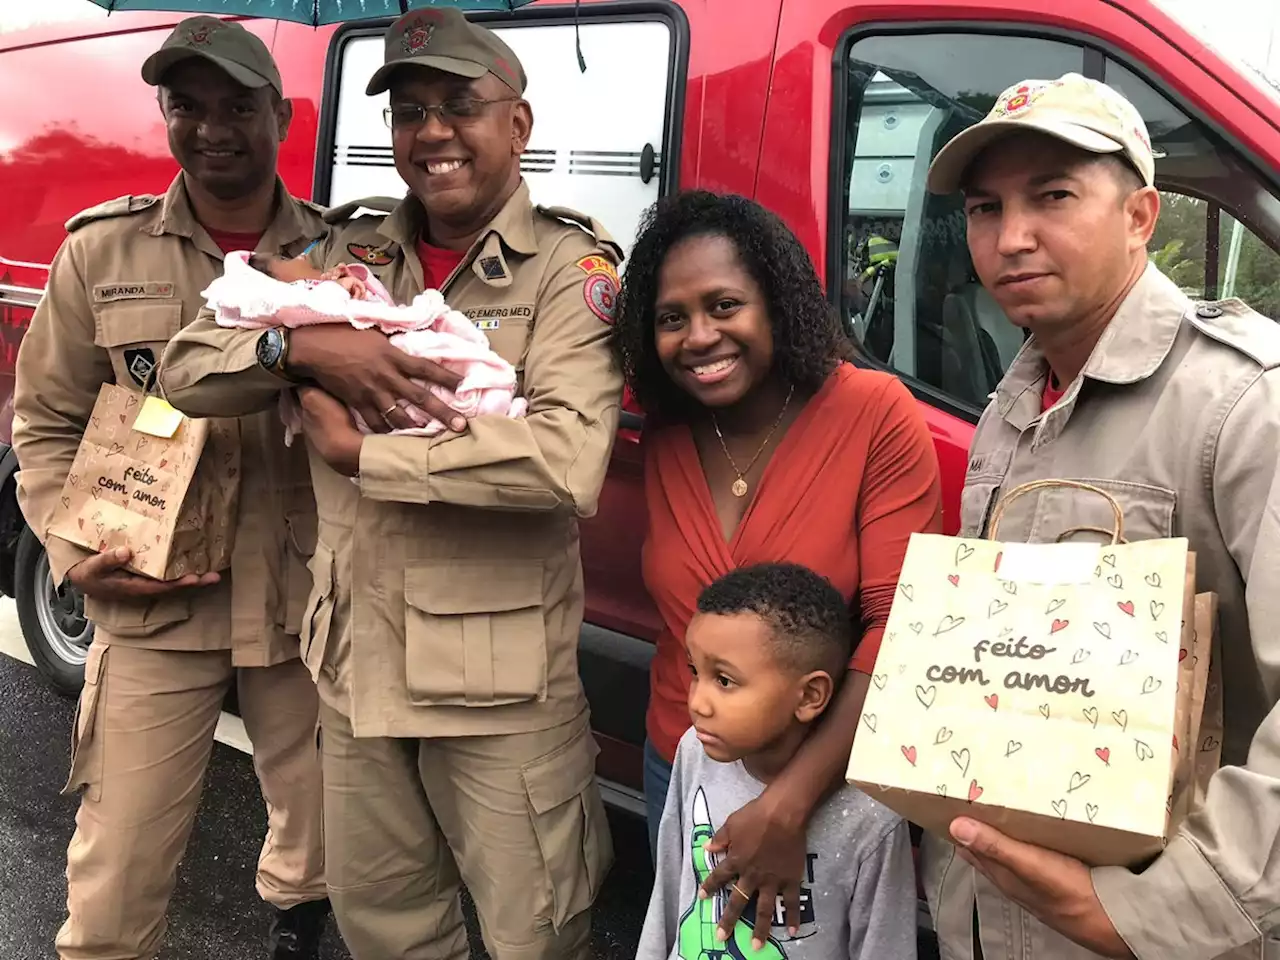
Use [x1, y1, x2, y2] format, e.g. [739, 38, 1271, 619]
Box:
[201, 251, 527, 444]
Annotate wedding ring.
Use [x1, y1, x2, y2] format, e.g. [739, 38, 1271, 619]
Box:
[730, 883, 750, 900]
[382, 402, 400, 418]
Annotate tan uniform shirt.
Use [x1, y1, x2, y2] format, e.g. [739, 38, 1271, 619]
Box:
[159, 181, 624, 737]
[922, 263, 1280, 960]
[13, 174, 324, 667]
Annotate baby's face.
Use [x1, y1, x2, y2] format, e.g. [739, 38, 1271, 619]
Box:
[256, 255, 325, 284]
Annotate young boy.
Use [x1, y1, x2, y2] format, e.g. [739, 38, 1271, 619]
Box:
[637, 563, 918, 960]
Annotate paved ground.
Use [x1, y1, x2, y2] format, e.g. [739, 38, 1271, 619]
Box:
[0, 601, 651, 960]
[0, 602, 946, 959]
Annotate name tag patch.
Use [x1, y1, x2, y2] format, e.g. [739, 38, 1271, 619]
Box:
[94, 282, 175, 303]
[464, 305, 534, 331]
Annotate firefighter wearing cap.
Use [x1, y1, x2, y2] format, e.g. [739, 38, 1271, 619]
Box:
[159, 8, 619, 959]
[12, 16, 330, 960]
[919, 72, 1280, 960]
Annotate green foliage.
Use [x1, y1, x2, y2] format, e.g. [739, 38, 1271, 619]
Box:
[1150, 193, 1280, 319]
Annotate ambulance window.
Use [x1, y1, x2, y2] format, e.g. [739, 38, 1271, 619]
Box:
[319, 12, 681, 265]
[836, 33, 1085, 415]
[1101, 58, 1280, 320]
[836, 32, 1280, 419]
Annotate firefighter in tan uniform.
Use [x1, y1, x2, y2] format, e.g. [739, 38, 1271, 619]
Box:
[11, 18, 330, 960]
[158, 9, 619, 959]
[918, 74, 1280, 960]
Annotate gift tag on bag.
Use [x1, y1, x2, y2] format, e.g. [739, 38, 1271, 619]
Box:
[48, 383, 238, 581]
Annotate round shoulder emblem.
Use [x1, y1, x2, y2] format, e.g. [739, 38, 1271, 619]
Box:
[576, 254, 620, 324]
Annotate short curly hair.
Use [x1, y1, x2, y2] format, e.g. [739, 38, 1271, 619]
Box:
[611, 191, 853, 423]
[696, 562, 855, 679]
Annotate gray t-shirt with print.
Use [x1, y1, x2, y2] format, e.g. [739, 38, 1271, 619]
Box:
[637, 727, 919, 960]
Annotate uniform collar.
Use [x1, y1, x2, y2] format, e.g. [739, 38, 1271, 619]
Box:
[378, 179, 539, 258]
[147, 173, 317, 256]
[1080, 262, 1189, 385]
[994, 263, 1190, 426]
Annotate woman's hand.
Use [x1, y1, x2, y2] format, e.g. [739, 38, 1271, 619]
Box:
[698, 790, 808, 948]
[698, 671, 872, 947]
[298, 386, 363, 477]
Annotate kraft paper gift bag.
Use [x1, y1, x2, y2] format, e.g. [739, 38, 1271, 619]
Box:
[48, 383, 240, 581]
[846, 479, 1203, 867]
[1174, 593, 1222, 817]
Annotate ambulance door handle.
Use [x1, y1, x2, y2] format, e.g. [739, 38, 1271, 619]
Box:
[640, 143, 656, 185]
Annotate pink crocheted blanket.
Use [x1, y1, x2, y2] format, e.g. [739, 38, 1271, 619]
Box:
[200, 251, 527, 444]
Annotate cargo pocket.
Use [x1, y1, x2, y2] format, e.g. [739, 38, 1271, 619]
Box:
[282, 509, 319, 634]
[300, 543, 336, 683]
[62, 642, 108, 802]
[404, 560, 547, 707]
[960, 481, 1002, 538]
[93, 301, 182, 390]
[83, 593, 192, 638]
[1041, 478, 1176, 542]
[484, 315, 533, 371]
[521, 725, 611, 932]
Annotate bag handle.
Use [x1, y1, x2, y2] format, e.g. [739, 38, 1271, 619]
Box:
[1056, 526, 1130, 545]
[987, 479, 1125, 544]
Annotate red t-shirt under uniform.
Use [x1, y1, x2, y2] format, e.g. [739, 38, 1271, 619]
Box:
[416, 237, 466, 290]
[1042, 373, 1067, 413]
[204, 229, 264, 256]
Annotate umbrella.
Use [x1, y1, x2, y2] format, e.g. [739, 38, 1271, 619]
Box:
[84, 0, 538, 28]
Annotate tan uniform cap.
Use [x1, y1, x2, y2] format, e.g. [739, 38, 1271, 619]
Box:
[141, 15, 283, 97]
[927, 72, 1156, 194]
[365, 8, 526, 97]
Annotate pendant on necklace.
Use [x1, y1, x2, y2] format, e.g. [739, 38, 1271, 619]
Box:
[731, 477, 749, 498]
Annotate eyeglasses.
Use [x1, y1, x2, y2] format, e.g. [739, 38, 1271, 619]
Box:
[383, 97, 518, 130]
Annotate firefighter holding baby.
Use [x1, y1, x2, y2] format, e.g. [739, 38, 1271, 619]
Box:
[159, 9, 623, 959]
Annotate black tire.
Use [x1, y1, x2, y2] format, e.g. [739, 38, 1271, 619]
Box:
[14, 525, 92, 698]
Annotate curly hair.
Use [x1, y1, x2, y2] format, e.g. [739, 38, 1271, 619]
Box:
[696, 562, 856, 679]
[611, 191, 853, 423]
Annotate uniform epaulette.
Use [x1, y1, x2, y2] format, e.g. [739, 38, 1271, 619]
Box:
[1188, 298, 1280, 370]
[536, 204, 623, 260]
[321, 195, 402, 224]
[65, 195, 159, 233]
[296, 198, 331, 217]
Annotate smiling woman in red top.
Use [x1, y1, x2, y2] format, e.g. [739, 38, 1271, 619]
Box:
[612, 191, 943, 939]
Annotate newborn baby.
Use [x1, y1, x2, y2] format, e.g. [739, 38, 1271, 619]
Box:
[201, 251, 527, 444]
[249, 252, 373, 299]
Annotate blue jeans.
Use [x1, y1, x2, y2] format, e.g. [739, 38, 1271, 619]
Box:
[642, 738, 674, 864]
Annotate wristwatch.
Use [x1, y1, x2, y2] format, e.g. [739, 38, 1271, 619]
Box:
[256, 327, 292, 379]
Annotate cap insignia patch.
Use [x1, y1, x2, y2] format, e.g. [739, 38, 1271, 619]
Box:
[401, 20, 435, 55]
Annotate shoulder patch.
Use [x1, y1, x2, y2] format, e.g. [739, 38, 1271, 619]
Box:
[537, 204, 623, 262]
[65, 194, 159, 233]
[576, 254, 620, 324]
[1188, 298, 1280, 370]
[346, 242, 396, 266]
[322, 195, 402, 225]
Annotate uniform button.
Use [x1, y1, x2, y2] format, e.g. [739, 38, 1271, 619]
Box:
[1196, 304, 1223, 319]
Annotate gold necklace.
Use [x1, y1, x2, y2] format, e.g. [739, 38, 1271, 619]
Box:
[711, 386, 795, 498]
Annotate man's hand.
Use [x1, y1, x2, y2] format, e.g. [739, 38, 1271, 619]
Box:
[68, 547, 219, 601]
[697, 792, 807, 949]
[950, 818, 1134, 959]
[298, 386, 364, 478]
[287, 326, 466, 434]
